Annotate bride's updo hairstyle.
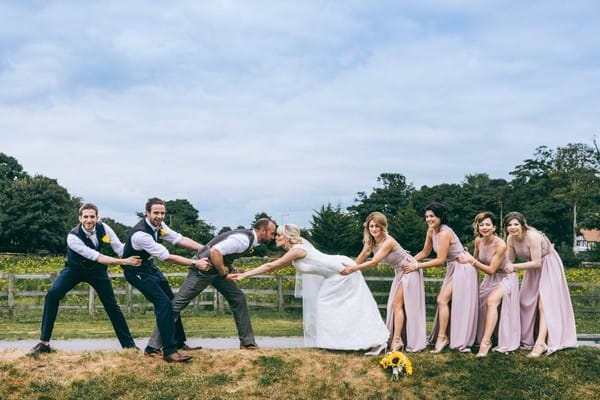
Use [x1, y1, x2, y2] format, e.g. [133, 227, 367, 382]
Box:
[278, 224, 303, 244]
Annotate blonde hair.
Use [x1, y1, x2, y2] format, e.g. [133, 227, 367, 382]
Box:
[363, 211, 388, 249]
[472, 211, 497, 238]
[277, 224, 303, 244]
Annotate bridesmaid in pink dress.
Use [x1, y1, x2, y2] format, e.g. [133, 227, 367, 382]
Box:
[503, 212, 577, 357]
[341, 212, 427, 352]
[404, 202, 478, 353]
[457, 211, 520, 357]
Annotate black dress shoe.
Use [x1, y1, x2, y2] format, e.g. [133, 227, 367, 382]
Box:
[179, 344, 203, 351]
[27, 342, 52, 356]
[239, 344, 260, 350]
[144, 349, 164, 359]
[163, 352, 193, 363]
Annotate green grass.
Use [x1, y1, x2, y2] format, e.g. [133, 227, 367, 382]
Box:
[1, 307, 598, 341]
[0, 310, 304, 341]
[1, 347, 599, 399]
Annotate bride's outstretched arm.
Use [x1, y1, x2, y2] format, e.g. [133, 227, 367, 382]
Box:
[229, 247, 306, 281]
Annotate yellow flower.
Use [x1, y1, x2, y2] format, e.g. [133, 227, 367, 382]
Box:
[101, 234, 110, 243]
[379, 351, 412, 380]
[159, 228, 167, 237]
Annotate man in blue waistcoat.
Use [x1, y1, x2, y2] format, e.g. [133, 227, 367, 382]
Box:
[28, 203, 142, 356]
[121, 197, 210, 363]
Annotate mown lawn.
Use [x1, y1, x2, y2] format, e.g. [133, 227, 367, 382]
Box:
[1, 346, 598, 400]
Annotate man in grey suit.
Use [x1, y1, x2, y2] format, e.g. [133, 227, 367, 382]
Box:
[146, 218, 276, 352]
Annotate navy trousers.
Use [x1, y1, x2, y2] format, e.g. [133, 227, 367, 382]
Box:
[41, 265, 136, 348]
[123, 265, 186, 356]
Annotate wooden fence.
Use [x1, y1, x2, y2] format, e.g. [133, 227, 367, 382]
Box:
[0, 273, 598, 320]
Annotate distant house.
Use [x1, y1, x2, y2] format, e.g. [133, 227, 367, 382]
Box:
[574, 229, 600, 253]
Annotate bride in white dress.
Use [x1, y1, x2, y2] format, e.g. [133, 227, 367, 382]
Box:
[230, 224, 389, 353]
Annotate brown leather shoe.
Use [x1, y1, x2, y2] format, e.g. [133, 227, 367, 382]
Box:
[179, 344, 203, 351]
[239, 344, 260, 350]
[163, 352, 193, 363]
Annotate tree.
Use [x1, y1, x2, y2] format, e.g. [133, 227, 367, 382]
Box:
[310, 204, 362, 255]
[348, 173, 415, 222]
[387, 204, 427, 254]
[0, 153, 27, 187]
[506, 146, 571, 245]
[100, 217, 131, 247]
[0, 175, 81, 253]
[218, 226, 232, 234]
[551, 143, 600, 248]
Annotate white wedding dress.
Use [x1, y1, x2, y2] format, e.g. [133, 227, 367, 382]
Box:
[293, 239, 390, 350]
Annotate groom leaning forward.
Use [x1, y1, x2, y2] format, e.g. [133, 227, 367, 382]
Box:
[146, 218, 276, 352]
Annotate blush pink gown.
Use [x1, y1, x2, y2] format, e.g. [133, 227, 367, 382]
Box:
[476, 236, 520, 353]
[512, 232, 577, 354]
[428, 225, 479, 352]
[376, 240, 427, 352]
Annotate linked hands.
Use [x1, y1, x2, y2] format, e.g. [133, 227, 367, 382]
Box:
[193, 257, 211, 271]
[340, 262, 356, 275]
[457, 252, 475, 264]
[123, 256, 142, 266]
[227, 273, 246, 282]
[402, 262, 419, 273]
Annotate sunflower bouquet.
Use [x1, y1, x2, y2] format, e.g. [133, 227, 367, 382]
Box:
[379, 351, 413, 381]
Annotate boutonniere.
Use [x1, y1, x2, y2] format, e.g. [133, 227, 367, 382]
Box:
[101, 234, 110, 243]
[159, 228, 167, 237]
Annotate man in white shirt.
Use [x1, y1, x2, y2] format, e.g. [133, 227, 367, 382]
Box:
[121, 197, 209, 363]
[146, 218, 276, 351]
[28, 203, 142, 356]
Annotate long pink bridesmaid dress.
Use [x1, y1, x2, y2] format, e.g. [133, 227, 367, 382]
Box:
[513, 233, 577, 354]
[377, 242, 427, 352]
[476, 236, 520, 353]
[428, 225, 479, 352]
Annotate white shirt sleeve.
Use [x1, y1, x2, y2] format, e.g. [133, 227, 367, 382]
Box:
[159, 223, 183, 245]
[101, 222, 124, 257]
[212, 233, 251, 256]
[131, 231, 171, 261]
[67, 234, 101, 261]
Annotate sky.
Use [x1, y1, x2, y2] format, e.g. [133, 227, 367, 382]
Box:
[1, 1, 599, 230]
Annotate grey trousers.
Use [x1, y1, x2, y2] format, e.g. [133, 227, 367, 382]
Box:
[147, 268, 256, 349]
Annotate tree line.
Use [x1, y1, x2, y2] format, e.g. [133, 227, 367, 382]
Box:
[1, 141, 599, 264]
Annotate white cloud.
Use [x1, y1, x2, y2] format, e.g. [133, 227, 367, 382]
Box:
[1, 1, 598, 229]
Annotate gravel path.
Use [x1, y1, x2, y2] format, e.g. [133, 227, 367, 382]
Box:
[0, 336, 598, 352]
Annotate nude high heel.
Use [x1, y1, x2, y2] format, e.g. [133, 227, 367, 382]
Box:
[430, 335, 448, 354]
[390, 336, 405, 352]
[527, 343, 547, 358]
[476, 339, 492, 357]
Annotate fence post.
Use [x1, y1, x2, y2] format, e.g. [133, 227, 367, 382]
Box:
[217, 292, 224, 314]
[88, 286, 95, 317]
[277, 276, 284, 316]
[127, 283, 133, 317]
[8, 273, 15, 321]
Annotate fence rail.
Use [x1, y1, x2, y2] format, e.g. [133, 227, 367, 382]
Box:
[0, 273, 598, 320]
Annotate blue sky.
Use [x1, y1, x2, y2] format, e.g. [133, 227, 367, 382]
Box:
[2, 1, 599, 230]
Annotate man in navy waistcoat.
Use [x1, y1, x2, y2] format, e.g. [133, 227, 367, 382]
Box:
[28, 203, 142, 356]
